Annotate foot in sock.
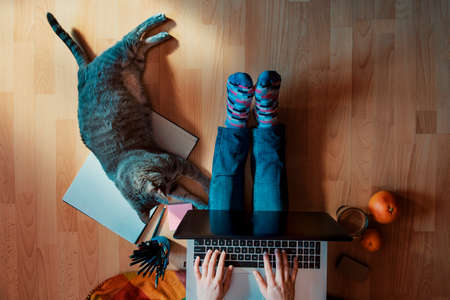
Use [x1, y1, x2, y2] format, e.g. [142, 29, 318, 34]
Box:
[254, 70, 281, 128]
[225, 72, 254, 128]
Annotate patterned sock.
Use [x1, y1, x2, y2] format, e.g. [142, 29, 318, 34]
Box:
[254, 70, 281, 128]
[225, 72, 254, 128]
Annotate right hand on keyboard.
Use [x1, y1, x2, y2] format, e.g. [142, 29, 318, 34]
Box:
[194, 249, 233, 300]
[253, 250, 298, 300]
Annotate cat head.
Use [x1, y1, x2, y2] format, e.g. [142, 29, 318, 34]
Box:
[116, 151, 179, 200]
[115, 152, 180, 222]
[145, 167, 178, 199]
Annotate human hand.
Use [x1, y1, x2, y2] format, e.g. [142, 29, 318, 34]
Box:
[194, 250, 233, 300]
[253, 249, 298, 300]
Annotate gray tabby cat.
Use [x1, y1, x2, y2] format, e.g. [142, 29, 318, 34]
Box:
[47, 12, 210, 222]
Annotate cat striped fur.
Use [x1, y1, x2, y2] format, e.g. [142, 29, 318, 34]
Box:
[47, 13, 210, 223]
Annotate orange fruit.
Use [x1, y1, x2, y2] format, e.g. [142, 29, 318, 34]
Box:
[360, 228, 382, 252]
[368, 190, 398, 224]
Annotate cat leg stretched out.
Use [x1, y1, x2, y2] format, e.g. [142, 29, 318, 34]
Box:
[47, 13, 210, 223]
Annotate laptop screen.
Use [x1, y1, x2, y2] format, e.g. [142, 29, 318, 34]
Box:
[174, 210, 352, 241]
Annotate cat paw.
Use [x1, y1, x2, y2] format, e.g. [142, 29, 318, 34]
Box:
[192, 201, 208, 210]
[200, 177, 211, 194]
[138, 210, 150, 223]
[143, 32, 171, 47]
[137, 206, 156, 224]
[188, 196, 208, 210]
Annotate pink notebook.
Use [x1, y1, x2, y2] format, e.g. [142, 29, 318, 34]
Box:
[168, 203, 193, 231]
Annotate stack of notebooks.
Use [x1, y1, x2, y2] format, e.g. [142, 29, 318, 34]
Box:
[63, 112, 199, 243]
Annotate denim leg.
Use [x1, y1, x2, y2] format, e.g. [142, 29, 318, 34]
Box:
[209, 127, 250, 210]
[252, 124, 288, 211]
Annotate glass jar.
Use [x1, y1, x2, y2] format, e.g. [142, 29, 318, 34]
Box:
[336, 205, 369, 239]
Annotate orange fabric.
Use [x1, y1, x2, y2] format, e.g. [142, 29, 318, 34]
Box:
[87, 271, 186, 300]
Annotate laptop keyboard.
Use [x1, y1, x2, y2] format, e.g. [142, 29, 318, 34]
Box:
[193, 239, 321, 269]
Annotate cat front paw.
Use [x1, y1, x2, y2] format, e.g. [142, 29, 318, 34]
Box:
[192, 200, 208, 210]
[137, 207, 152, 224]
[200, 177, 211, 195]
[188, 196, 209, 210]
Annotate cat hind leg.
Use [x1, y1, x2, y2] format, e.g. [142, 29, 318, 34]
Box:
[144, 32, 171, 47]
[136, 32, 171, 59]
[124, 13, 167, 44]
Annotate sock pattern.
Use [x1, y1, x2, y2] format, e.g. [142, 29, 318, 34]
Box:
[254, 71, 281, 128]
[225, 73, 254, 128]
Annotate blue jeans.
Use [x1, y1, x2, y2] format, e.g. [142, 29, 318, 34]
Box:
[208, 124, 288, 211]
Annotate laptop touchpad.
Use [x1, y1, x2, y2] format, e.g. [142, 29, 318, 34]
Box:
[225, 272, 263, 300]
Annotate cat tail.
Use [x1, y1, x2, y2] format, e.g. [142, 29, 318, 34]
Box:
[46, 13, 88, 67]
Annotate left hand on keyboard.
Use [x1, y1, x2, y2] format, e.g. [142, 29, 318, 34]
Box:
[194, 249, 233, 300]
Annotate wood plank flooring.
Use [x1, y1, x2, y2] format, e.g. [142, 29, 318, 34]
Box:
[0, 0, 449, 299]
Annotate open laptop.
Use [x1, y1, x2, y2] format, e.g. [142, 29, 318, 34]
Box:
[174, 210, 352, 300]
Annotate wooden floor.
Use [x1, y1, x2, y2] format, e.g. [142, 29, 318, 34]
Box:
[1, 0, 449, 299]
